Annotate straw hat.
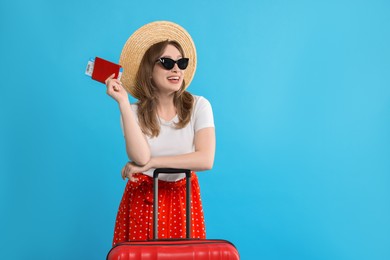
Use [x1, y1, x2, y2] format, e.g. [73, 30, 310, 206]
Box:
[119, 21, 197, 97]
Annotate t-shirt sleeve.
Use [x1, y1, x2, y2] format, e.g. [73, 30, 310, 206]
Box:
[193, 96, 215, 132]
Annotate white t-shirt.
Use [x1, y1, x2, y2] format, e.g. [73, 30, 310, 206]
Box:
[121, 95, 214, 181]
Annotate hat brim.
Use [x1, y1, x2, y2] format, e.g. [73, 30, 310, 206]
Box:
[119, 21, 197, 97]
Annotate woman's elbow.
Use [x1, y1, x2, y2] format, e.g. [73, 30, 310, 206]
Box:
[200, 158, 214, 171]
[134, 157, 150, 167]
[127, 151, 150, 166]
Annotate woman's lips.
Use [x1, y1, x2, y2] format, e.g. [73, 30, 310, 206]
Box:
[167, 76, 180, 83]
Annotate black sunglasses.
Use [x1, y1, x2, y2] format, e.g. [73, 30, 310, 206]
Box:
[156, 57, 189, 70]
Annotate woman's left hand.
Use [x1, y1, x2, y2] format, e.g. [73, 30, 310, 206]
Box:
[121, 161, 151, 181]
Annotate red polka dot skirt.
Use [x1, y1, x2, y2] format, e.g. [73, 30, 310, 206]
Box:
[113, 172, 206, 246]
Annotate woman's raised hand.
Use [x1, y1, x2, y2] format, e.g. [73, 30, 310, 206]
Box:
[105, 73, 129, 104]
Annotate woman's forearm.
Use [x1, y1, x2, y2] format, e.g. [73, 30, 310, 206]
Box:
[119, 101, 151, 166]
[150, 151, 214, 172]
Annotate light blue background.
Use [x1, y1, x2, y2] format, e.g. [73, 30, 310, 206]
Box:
[1, 0, 389, 259]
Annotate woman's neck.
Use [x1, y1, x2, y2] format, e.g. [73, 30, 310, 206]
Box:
[156, 93, 177, 121]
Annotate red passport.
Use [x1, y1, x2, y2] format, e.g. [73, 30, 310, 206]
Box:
[86, 57, 122, 83]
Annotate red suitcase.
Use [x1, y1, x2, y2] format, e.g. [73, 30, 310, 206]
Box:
[107, 168, 240, 260]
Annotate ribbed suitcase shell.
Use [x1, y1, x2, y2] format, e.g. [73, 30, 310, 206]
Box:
[107, 239, 239, 260]
[107, 169, 240, 260]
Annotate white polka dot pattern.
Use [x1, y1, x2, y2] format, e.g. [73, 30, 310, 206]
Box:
[112, 173, 206, 246]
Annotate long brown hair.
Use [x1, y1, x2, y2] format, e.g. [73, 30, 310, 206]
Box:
[133, 40, 194, 137]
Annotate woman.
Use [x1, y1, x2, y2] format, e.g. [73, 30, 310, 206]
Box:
[105, 21, 215, 246]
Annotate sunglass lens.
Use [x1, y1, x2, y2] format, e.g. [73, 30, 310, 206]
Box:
[177, 58, 189, 70]
[160, 58, 175, 70]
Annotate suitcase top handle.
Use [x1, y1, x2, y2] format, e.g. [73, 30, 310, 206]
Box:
[153, 168, 191, 177]
[153, 168, 192, 239]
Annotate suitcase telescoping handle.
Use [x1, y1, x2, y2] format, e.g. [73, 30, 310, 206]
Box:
[153, 168, 192, 240]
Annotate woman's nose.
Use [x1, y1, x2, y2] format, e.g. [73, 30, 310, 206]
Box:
[171, 63, 180, 72]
